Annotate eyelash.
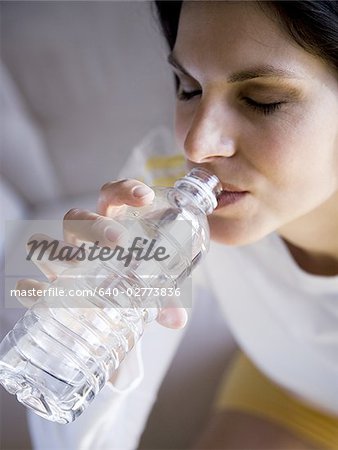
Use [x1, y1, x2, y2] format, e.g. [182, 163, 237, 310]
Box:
[176, 90, 284, 116]
[242, 97, 283, 116]
[177, 89, 201, 101]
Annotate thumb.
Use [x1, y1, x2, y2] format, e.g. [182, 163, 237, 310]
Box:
[156, 297, 188, 329]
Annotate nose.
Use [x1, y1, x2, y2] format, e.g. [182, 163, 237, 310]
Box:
[183, 99, 236, 163]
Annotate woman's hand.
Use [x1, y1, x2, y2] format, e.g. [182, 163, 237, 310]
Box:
[16, 179, 188, 329]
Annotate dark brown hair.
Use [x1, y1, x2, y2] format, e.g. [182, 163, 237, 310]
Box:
[154, 1, 338, 73]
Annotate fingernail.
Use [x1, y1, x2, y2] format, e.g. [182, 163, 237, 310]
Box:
[105, 226, 121, 242]
[159, 310, 177, 328]
[132, 185, 152, 198]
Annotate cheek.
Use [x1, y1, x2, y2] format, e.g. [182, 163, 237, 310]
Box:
[250, 110, 334, 188]
[249, 110, 338, 220]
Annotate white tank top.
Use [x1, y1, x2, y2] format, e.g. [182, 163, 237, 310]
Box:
[204, 232, 338, 416]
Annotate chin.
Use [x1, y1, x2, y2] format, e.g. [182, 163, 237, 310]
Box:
[208, 215, 271, 247]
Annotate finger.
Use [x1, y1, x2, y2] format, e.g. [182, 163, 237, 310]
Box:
[157, 297, 188, 329]
[97, 179, 154, 217]
[26, 233, 84, 281]
[63, 208, 128, 247]
[15, 279, 49, 308]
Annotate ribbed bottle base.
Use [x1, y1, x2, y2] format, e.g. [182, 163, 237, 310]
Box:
[0, 366, 76, 423]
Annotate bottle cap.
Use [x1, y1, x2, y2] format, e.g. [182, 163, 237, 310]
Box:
[174, 168, 222, 214]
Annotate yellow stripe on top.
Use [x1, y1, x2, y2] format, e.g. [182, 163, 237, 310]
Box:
[145, 155, 185, 171]
[152, 173, 187, 187]
[143, 153, 186, 187]
[214, 352, 338, 449]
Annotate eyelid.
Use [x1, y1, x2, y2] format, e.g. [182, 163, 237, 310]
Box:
[177, 88, 202, 101]
[172, 68, 200, 88]
[241, 81, 304, 102]
[242, 97, 284, 115]
[242, 96, 285, 105]
[175, 72, 202, 99]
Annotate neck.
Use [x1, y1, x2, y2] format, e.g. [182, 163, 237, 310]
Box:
[277, 191, 338, 276]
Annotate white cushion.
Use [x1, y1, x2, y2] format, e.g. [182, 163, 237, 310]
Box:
[1, 2, 176, 198]
[0, 63, 60, 204]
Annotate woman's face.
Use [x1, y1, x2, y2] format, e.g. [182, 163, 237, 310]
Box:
[171, 1, 338, 245]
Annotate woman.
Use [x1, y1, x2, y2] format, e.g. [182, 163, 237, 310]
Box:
[19, 1, 338, 448]
[152, 2, 338, 448]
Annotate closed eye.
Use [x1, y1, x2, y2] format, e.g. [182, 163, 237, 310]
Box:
[242, 97, 284, 116]
[176, 86, 285, 117]
[177, 89, 202, 101]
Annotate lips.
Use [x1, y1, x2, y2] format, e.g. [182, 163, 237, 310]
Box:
[220, 182, 248, 193]
[215, 182, 249, 209]
[186, 164, 249, 203]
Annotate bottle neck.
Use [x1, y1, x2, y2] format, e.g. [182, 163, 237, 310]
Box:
[173, 168, 222, 215]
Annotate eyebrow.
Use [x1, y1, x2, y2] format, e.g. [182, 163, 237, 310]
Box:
[167, 53, 302, 82]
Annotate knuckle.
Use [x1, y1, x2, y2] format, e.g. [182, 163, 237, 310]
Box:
[91, 216, 118, 235]
[100, 181, 115, 192]
[100, 178, 132, 193]
[91, 215, 106, 230]
[64, 208, 81, 221]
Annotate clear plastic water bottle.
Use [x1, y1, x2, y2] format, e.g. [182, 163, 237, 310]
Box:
[0, 168, 221, 423]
